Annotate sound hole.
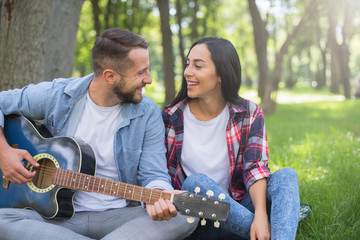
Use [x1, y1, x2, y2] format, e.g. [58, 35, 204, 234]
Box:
[32, 158, 55, 189]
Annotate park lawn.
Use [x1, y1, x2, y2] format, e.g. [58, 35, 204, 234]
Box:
[264, 99, 360, 240]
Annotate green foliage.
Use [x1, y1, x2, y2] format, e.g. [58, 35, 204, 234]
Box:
[73, 0, 360, 105]
[74, 1, 96, 77]
[265, 100, 360, 239]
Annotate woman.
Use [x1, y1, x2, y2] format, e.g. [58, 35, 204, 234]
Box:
[162, 37, 300, 239]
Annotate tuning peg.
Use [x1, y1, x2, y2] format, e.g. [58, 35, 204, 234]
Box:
[201, 218, 206, 226]
[218, 193, 226, 201]
[194, 187, 200, 194]
[214, 220, 220, 228]
[206, 190, 214, 198]
[187, 217, 195, 223]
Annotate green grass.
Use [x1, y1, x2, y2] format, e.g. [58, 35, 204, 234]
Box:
[265, 100, 360, 239]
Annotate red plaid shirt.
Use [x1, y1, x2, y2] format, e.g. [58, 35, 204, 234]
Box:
[162, 98, 271, 201]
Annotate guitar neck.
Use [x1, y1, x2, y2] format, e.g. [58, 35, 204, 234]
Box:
[52, 168, 172, 204]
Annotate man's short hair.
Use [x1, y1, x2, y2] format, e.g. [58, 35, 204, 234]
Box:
[91, 28, 149, 77]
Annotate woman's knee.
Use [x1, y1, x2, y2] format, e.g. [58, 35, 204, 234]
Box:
[272, 167, 298, 181]
[268, 168, 299, 192]
[181, 173, 223, 194]
[182, 173, 210, 191]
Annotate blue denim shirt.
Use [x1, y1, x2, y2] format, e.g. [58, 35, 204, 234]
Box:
[0, 73, 173, 191]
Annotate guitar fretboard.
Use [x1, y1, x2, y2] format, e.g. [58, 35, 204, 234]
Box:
[52, 168, 172, 204]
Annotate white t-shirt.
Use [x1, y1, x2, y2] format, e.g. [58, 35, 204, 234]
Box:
[181, 104, 230, 192]
[73, 92, 127, 212]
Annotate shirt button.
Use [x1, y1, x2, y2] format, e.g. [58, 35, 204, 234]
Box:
[56, 129, 60, 133]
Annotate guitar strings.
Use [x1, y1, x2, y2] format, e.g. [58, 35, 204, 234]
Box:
[27, 165, 225, 218]
[30, 165, 219, 204]
[28, 164, 172, 203]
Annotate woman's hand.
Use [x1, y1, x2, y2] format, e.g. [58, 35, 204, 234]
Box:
[250, 211, 271, 240]
[249, 178, 270, 240]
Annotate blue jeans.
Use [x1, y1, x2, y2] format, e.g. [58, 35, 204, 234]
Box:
[0, 205, 197, 240]
[182, 168, 300, 240]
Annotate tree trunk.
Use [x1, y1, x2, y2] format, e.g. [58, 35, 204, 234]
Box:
[190, 0, 199, 42]
[157, 0, 175, 106]
[314, 2, 326, 89]
[339, 43, 351, 98]
[0, 0, 52, 90]
[91, 0, 101, 37]
[327, 1, 340, 94]
[262, 3, 316, 114]
[247, 0, 269, 102]
[339, 0, 353, 99]
[105, 0, 112, 29]
[176, 0, 186, 70]
[44, 0, 84, 82]
[129, 0, 139, 32]
[285, 57, 295, 89]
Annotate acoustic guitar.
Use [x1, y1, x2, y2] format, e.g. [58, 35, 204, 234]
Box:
[0, 115, 229, 227]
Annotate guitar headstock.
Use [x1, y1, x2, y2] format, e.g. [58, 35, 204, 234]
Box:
[173, 188, 230, 226]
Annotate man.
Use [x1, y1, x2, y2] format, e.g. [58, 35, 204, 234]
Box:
[0, 28, 197, 239]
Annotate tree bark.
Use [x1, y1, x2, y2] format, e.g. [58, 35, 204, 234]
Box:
[91, 0, 101, 37]
[0, 0, 51, 90]
[262, 4, 316, 114]
[247, 0, 269, 102]
[327, 1, 340, 94]
[339, 0, 353, 99]
[190, 0, 199, 42]
[44, 0, 84, 82]
[157, 0, 175, 106]
[176, 0, 186, 70]
[314, 2, 327, 89]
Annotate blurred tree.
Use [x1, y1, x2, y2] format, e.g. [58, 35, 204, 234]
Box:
[247, 0, 269, 102]
[157, 0, 175, 106]
[314, 1, 327, 89]
[90, 0, 154, 36]
[91, 0, 101, 36]
[248, 0, 316, 114]
[44, 0, 84, 82]
[327, 0, 357, 99]
[174, 0, 222, 70]
[0, 0, 50, 90]
[0, 0, 83, 91]
[175, 0, 186, 69]
[71, 0, 360, 108]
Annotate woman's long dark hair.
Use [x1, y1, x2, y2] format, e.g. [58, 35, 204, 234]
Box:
[170, 37, 243, 106]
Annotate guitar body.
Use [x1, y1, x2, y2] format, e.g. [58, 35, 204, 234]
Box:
[0, 115, 96, 219]
[0, 115, 230, 224]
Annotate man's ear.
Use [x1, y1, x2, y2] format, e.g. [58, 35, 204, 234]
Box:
[103, 69, 117, 85]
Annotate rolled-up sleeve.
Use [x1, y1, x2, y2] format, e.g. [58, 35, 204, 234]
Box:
[242, 103, 271, 190]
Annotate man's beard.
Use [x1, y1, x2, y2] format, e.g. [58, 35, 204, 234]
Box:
[112, 80, 143, 104]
